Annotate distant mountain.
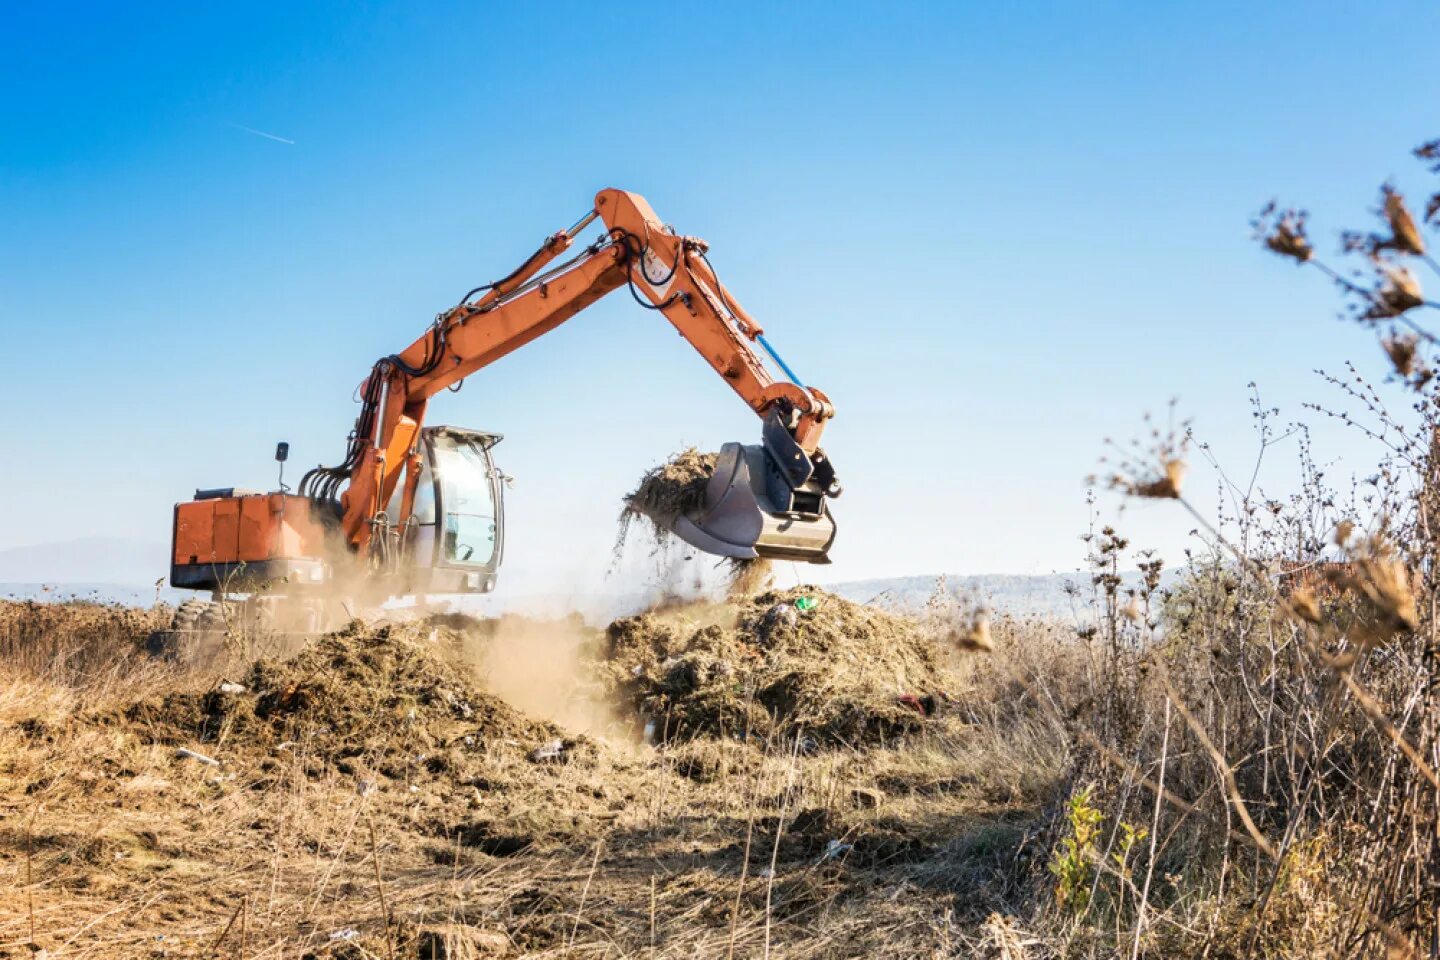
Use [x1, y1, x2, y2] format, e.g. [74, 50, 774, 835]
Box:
[0, 537, 169, 585]
[825, 570, 1181, 619]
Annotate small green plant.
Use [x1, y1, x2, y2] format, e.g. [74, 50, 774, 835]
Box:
[1050, 785, 1104, 912]
[1111, 820, 1147, 880]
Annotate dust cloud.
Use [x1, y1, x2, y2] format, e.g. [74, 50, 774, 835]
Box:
[449, 614, 626, 740]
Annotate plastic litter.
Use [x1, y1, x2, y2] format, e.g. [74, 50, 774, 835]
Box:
[175, 747, 219, 766]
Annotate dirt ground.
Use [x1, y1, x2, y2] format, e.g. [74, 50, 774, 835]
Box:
[0, 595, 1068, 959]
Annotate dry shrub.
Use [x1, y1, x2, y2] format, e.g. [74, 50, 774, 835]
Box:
[1033, 405, 1440, 953]
[0, 599, 170, 681]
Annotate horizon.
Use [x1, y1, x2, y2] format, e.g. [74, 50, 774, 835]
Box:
[0, 532, 1144, 593]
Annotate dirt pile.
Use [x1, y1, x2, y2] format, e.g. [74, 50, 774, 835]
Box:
[119, 619, 557, 772]
[601, 587, 950, 746]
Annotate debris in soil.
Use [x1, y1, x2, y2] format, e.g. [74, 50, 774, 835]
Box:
[174, 747, 219, 766]
[600, 587, 949, 746]
[527, 738, 571, 763]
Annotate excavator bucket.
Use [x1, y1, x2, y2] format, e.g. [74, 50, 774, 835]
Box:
[672, 418, 839, 563]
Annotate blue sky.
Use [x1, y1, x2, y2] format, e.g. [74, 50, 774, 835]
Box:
[2, 2, 1436, 594]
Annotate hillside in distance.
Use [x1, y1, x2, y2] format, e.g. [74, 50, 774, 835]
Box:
[0, 536, 1176, 621]
[826, 569, 1181, 619]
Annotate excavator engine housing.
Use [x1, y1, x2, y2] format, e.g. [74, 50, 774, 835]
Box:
[169, 426, 506, 598]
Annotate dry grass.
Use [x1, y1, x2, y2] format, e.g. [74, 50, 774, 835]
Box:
[0, 598, 1068, 959]
[0, 599, 171, 683]
[7, 502, 1433, 958]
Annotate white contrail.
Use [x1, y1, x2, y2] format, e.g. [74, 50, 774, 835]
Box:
[229, 122, 296, 145]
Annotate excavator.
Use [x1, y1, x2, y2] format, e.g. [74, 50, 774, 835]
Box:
[163, 188, 841, 636]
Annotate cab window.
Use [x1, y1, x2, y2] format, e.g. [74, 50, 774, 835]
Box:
[431, 434, 498, 567]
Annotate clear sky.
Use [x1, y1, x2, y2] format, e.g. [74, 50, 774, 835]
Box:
[2, 1, 1436, 595]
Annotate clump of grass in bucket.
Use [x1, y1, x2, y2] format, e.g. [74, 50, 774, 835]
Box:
[617, 450, 771, 595]
[621, 448, 717, 533]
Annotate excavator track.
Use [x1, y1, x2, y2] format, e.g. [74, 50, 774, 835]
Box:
[146, 599, 230, 661]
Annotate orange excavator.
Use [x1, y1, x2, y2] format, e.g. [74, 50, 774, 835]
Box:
[165, 189, 840, 632]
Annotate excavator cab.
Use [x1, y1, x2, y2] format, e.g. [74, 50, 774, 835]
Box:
[672, 411, 840, 564]
[170, 425, 506, 603]
[161, 426, 505, 648]
[391, 425, 506, 595]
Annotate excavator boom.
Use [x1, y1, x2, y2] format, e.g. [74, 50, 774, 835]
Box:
[170, 188, 841, 610]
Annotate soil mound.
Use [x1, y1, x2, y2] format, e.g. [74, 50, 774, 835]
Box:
[602, 587, 948, 746]
[119, 620, 554, 765]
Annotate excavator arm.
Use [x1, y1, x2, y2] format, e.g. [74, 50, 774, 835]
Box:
[306, 188, 840, 564]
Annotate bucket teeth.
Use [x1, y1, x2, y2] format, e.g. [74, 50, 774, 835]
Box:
[670, 442, 837, 564]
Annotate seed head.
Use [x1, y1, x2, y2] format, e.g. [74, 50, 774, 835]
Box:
[1361, 554, 1418, 634]
[1165, 459, 1187, 495]
[1131, 459, 1187, 500]
[1263, 209, 1313, 263]
[1121, 597, 1143, 623]
[954, 613, 993, 653]
[1382, 332, 1419, 377]
[1383, 186, 1426, 256]
[1374, 264, 1424, 317]
[1334, 539, 1418, 647]
[1282, 587, 1321, 625]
